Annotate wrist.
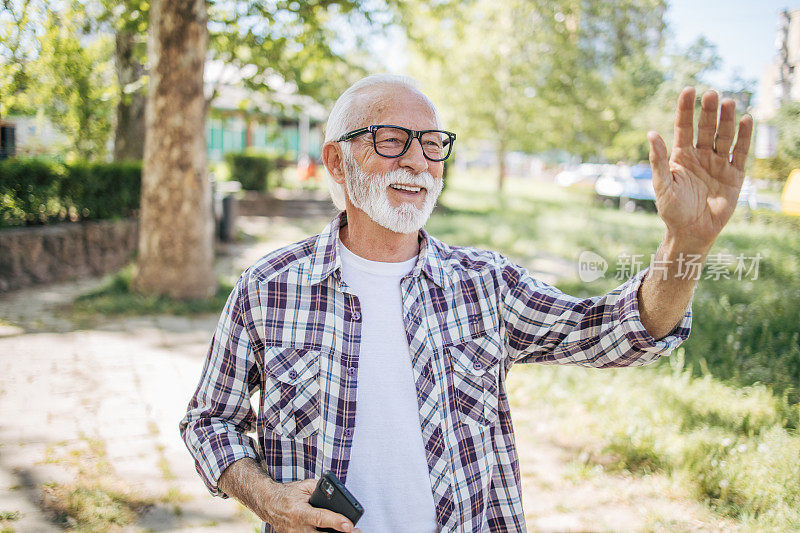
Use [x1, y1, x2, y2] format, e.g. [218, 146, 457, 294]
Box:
[661, 230, 713, 260]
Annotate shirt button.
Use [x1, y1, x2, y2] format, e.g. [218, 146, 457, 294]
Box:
[347, 367, 356, 376]
[351, 311, 361, 321]
[344, 428, 353, 438]
[473, 361, 483, 370]
[288, 370, 297, 379]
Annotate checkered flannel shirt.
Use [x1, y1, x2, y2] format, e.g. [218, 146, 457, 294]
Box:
[180, 212, 691, 532]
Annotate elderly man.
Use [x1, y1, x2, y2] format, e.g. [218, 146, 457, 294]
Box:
[180, 74, 752, 532]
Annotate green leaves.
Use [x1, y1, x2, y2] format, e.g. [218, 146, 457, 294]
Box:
[400, 0, 726, 166]
[206, 0, 381, 107]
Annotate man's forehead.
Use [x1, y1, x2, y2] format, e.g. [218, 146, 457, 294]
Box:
[356, 85, 438, 127]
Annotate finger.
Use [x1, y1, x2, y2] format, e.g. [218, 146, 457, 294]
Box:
[648, 131, 671, 191]
[298, 478, 318, 494]
[695, 91, 718, 150]
[731, 114, 754, 171]
[673, 86, 696, 149]
[714, 98, 737, 156]
[305, 506, 354, 533]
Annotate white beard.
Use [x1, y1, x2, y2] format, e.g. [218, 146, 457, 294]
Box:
[343, 156, 443, 234]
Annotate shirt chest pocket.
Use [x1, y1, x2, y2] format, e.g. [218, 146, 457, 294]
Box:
[262, 347, 321, 440]
[445, 331, 503, 429]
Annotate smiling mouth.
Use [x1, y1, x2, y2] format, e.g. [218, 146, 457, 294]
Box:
[389, 184, 425, 193]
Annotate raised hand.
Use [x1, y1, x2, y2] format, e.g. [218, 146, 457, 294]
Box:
[647, 87, 754, 252]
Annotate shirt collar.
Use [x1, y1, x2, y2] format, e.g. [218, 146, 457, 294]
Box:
[307, 212, 452, 290]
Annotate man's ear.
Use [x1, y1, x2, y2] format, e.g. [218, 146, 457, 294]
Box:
[322, 142, 346, 185]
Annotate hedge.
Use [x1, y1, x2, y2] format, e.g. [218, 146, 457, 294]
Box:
[0, 158, 141, 227]
[225, 151, 287, 192]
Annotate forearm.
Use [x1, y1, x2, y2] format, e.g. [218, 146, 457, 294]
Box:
[638, 232, 709, 339]
[218, 457, 278, 522]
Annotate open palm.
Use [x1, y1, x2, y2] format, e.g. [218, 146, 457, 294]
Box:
[648, 88, 754, 250]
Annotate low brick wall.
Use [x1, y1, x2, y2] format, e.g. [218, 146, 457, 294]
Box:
[237, 190, 338, 218]
[0, 219, 138, 293]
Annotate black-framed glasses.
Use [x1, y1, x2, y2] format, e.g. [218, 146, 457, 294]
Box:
[337, 125, 456, 162]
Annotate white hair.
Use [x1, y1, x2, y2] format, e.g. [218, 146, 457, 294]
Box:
[324, 74, 442, 210]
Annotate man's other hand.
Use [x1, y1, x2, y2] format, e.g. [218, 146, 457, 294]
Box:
[217, 458, 361, 533]
[265, 478, 361, 533]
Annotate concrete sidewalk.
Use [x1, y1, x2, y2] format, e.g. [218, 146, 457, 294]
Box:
[0, 309, 261, 531]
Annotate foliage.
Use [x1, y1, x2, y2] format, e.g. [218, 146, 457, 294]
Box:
[0, 158, 141, 227]
[206, 1, 378, 107]
[0, 157, 65, 225]
[1, 1, 385, 164]
[754, 102, 800, 181]
[225, 151, 286, 192]
[605, 36, 722, 162]
[0, 2, 117, 160]
[0, 0, 42, 116]
[35, 8, 116, 160]
[60, 161, 142, 220]
[70, 264, 234, 318]
[400, 2, 733, 186]
[400, 0, 671, 188]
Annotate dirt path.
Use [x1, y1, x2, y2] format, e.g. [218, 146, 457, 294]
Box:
[0, 204, 734, 532]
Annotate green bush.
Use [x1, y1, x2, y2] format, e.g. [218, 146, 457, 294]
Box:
[61, 161, 141, 220]
[0, 158, 141, 227]
[225, 152, 285, 191]
[0, 158, 66, 225]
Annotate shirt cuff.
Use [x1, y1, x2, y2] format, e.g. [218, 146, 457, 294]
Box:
[191, 427, 261, 497]
[613, 267, 692, 358]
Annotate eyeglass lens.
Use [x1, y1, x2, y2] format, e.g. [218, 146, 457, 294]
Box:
[373, 127, 451, 160]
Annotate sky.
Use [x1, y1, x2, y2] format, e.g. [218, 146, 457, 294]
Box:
[665, 0, 797, 102]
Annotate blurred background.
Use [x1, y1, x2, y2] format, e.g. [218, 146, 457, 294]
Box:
[1, 0, 799, 531]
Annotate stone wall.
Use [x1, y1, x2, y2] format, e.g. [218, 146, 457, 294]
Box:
[0, 219, 138, 293]
[237, 190, 337, 218]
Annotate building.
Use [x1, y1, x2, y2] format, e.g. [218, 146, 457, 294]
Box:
[0, 113, 70, 158]
[204, 61, 326, 163]
[754, 7, 800, 158]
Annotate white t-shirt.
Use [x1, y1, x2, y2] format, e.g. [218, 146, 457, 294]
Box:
[339, 243, 438, 533]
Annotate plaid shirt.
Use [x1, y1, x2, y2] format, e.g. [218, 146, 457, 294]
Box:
[180, 213, 691, 532]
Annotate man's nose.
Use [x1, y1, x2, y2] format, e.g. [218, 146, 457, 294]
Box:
[398, 136, 429, 174]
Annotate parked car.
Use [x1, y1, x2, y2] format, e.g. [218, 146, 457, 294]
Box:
[595, 163, 656, 211]
[556, 163, 609, 188]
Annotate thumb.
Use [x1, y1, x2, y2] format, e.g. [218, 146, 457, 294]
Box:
[647, 131, 671, 192]
[299, 478, 319, 495]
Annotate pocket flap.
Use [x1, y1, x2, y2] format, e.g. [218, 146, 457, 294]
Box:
[264, 346, 320, 384]
[447, 332, 502, 376]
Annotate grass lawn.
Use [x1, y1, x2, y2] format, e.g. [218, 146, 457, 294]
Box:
[428, 169, 800, 530]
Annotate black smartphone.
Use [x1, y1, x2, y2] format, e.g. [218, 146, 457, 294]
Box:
[308, 471, 364, 533]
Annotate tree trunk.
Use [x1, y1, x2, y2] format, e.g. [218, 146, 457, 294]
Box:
[113, 29, 146, 162]
[497, 140, 507, 192]
[134, 0, 216, 299]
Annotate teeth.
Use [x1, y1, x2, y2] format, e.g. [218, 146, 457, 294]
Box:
[390, 184, 423, 192]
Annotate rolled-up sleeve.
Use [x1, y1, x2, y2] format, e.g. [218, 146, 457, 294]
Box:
[501, 263, 691, 368]
[179, 277, 262, 496]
